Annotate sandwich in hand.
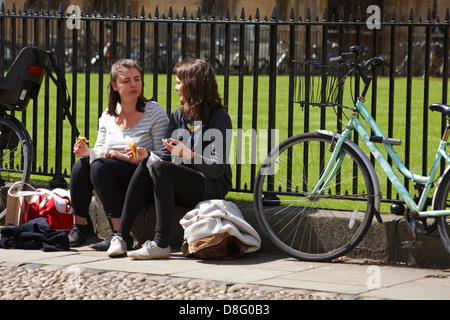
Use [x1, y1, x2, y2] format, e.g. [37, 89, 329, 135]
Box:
[78, 135, 89, 143]
[129, 140, 138, 159]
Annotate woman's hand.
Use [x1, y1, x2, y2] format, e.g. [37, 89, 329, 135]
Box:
[163, 138, 194, 159]
[123, 146, 148, 163]
[73, 139, 90, 158]
[106, 150, 125, 161]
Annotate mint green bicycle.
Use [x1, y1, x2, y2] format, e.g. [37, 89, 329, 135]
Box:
[253, 46, 450, 262]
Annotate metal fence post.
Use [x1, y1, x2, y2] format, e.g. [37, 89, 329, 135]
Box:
[49, 2, 67, 188]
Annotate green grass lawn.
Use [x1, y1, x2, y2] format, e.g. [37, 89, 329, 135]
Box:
[28, 72, 449, 207]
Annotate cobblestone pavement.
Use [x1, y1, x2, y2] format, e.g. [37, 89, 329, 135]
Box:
[0, 261, 367, 301]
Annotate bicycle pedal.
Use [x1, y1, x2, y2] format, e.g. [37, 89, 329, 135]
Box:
[401, 240, 423, 248]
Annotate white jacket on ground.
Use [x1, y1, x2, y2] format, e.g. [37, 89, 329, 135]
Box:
[180, 199, 261, 258]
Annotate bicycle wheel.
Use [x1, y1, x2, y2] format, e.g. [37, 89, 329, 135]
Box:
[253, 132, 375, 261]
[0, 115, 33, 220]
[432, 170, 450, 255]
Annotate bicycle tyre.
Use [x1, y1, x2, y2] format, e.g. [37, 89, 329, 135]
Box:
[253, 132, 375, 261]
[0, 115, 33, 220]
[432, 169, 450, 255]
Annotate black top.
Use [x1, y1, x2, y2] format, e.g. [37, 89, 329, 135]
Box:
[155, 106, 233, 199]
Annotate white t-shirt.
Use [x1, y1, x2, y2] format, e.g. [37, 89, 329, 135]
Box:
[90, 101, 169, 160]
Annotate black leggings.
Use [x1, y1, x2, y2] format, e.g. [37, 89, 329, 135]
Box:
[118, 159, 215, 248]
[70, 157, 137, 219]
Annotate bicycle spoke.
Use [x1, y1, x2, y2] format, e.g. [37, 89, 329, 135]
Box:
[254, 133, 375, 261]
[0, 118, 32, 222]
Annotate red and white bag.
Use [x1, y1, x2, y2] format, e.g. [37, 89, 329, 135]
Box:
[7, 182, 74, 233]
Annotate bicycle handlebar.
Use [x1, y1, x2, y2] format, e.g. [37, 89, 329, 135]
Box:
[363, 57, 388, 70]
[329, 52, 356, 63]
[330, 46, 389, 97]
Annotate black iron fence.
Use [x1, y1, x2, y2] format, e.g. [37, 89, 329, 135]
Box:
[0, 2, 449, 203]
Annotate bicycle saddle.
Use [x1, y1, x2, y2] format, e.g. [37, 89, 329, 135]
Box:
[0, 47, 49, 111]
[430, 103, 450, 117]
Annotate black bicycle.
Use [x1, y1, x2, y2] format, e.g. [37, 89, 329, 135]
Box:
[0, 47, 78, 220]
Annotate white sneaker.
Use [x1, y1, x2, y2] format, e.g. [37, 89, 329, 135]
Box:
[107, 235, 127, 257]
[127, 240, 170, 260]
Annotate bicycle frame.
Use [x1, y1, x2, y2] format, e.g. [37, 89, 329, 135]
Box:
[312, 97, 450, 218]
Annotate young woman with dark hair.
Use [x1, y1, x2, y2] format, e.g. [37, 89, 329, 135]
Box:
[68, 59, 169, 250]
[107, 59, 233, 259]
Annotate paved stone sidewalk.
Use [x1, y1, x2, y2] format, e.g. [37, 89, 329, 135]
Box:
[0, 244, 450, 302]
[0, 261, 343, 300]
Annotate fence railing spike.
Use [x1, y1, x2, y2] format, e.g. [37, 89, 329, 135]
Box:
[11, 1, 16, 14]
[356, 7, 361, 21]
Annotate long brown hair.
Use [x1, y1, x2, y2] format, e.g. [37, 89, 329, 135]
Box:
[174, 59, 224, 122]
[107, 59, 149, 117]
